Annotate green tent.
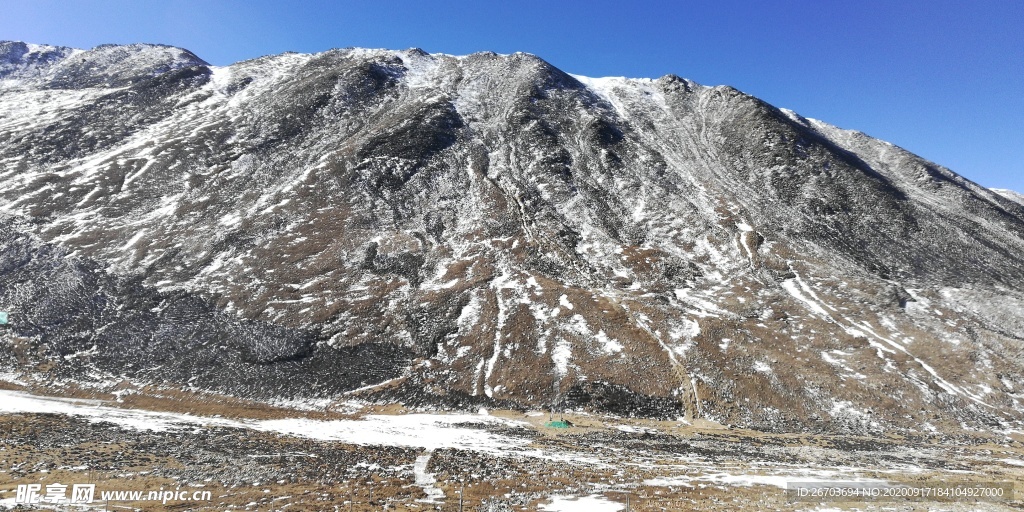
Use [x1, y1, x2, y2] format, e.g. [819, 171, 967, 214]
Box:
[0, 312, 7, 325]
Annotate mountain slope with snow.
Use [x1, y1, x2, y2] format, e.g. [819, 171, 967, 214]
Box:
[2, 41, 1023, 434]
[993, 188, 1024, 207]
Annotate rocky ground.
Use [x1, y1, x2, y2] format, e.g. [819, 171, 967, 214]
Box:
[0, 381, 1022, 511]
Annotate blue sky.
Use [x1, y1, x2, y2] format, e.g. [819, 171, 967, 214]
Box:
[4, 0, 1022, 192]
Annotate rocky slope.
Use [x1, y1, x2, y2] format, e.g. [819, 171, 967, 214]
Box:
[2, 41, 1023, 434]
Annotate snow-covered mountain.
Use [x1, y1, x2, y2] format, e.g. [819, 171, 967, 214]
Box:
[2, 41, 1024, 434]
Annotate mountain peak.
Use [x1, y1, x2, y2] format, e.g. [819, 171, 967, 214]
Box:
[0, 40, 207, 88]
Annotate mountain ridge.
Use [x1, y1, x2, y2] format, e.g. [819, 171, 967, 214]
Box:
[1, 41, 1023, 435]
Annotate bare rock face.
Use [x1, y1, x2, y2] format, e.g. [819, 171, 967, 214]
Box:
[2, 42, 1023, 434]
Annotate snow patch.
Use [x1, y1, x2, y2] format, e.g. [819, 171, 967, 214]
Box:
[594, 330, 623, 354]
[540, 494, 624, 512]
[413, 451, 445, 503]
[552, 338, 572, 377]
[0, 390, 530, 454]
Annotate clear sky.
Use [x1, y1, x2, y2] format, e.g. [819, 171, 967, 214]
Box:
[4, 0, 1022, 192]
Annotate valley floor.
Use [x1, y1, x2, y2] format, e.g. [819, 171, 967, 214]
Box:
[0, 381, 1021, 511]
